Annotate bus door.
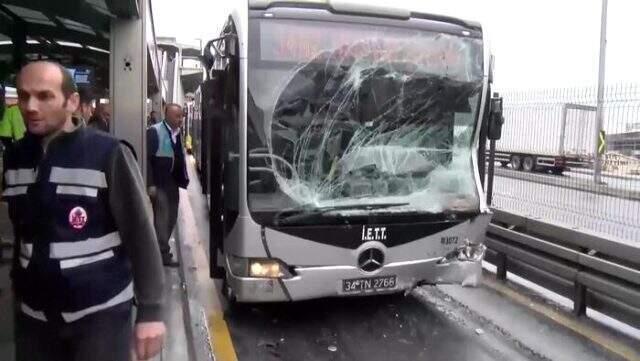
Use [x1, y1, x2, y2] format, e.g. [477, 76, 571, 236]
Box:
[207, 18, 240, 278]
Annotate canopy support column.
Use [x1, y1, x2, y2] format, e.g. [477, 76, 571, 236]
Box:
[109, 0, 149, 177]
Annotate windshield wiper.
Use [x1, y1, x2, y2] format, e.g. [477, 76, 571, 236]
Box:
[274, 202, 409, 226]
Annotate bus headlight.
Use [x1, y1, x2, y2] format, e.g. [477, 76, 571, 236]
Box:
[250, 259, 286, 278]
[229, 255, 294, 279]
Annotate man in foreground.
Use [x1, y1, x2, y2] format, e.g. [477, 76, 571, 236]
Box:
[3, 61, 166, 360]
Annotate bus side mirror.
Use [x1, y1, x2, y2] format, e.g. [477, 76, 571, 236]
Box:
[488, 93, 504, 140]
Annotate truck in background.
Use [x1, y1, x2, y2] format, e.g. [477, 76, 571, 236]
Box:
[3, 86, 17, 105]
[493, 102, 596, 175]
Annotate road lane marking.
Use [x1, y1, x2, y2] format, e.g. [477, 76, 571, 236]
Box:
[484, 276, 640, 361]
[209, 312, 238, 361]
[180, 162, 239, 361]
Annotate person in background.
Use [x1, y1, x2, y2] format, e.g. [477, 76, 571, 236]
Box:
[3, 61, 166, 361]
[74, 88, 94, 125]
[0, 84, 26, 147]
[87, 102, 110, 132]
[147, 103, 189, 267]
[147, 110, 159, 127]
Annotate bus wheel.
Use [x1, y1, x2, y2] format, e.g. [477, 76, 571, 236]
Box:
[523, 156, 536, 172]
[510, 155, 522, 170]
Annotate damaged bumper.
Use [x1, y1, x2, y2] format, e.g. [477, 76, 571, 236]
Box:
[227, 246, 485, 303]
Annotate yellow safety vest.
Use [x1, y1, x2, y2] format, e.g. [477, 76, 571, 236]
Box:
[0, 106, 26, 141]
[186, 134, 192, 152]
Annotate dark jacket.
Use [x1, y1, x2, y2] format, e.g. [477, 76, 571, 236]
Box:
[147, 121, 189, 189]
[2, 125, 164, 323]
[87, 115, 109, 132]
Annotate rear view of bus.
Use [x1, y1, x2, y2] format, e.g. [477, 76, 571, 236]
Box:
[214, 0, 496, 302]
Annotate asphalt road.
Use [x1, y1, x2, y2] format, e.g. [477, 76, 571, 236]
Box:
[223, 290, 543, 361]
[492, 167, 640, 199]
[492, 171, 640, 243]
[568, 170, 640, 192]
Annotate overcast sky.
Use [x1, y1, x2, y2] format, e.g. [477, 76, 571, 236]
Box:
[152, 0, 640, 89]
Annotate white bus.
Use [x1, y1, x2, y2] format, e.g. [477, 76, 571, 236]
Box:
[193, 0, 503, 302]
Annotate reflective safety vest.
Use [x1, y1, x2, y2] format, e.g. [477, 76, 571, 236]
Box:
[148, 121, 189, 188]
[152, 121, 176, 160]
[0, 105, 26, 142]
[2, 126, 133, 323]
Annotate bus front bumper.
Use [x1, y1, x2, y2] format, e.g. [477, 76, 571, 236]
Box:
[227, 255, 484, 303]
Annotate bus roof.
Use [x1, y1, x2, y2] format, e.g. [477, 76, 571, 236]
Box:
[248, 0, 481, 30]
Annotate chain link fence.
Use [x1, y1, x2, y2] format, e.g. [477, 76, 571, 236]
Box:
[489, 84, 640, 244]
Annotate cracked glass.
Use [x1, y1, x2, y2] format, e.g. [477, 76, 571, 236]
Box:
[247, 18, 484, 225]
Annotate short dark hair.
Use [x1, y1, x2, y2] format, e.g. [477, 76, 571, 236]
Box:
[53, 62, 78, 99]
[77, 87, 93, 105]
[18, 61, 78, 100]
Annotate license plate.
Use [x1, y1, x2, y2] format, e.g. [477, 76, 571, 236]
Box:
[342, 275, 397, 293]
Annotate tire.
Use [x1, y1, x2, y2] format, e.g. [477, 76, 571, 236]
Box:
[522, 156, 535, 172]
[552, 168, 564, 176]
[510, 155, 522, 170]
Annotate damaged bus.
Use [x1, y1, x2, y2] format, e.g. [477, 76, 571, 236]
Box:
[195, 0, 504, 302]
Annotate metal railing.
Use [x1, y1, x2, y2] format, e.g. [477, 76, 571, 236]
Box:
[490, 84, 640, 243]
[485, 208, 640, 330]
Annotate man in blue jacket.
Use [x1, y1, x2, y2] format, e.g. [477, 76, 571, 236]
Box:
[147, 103, 189, 266]
[4, 61, 166, 360]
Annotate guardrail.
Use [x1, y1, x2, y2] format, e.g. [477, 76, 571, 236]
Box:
[484, 208, 640, 330]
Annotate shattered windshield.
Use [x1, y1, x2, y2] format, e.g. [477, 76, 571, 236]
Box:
[247, 18, 484, 225]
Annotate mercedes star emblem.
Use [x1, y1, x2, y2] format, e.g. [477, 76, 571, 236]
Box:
[358, 248, 385, 272]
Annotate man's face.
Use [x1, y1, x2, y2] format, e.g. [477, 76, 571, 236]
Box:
[101, 104, 111, 122]
[81, 103, 93, 120]
[17, 63, 78, 136]
[165, 105, 183, 129]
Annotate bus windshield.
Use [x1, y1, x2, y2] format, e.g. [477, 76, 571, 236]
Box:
[247, 17, 484, 225]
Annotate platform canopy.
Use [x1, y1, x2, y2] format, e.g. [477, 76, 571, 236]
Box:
[0, 0, 160, 95]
